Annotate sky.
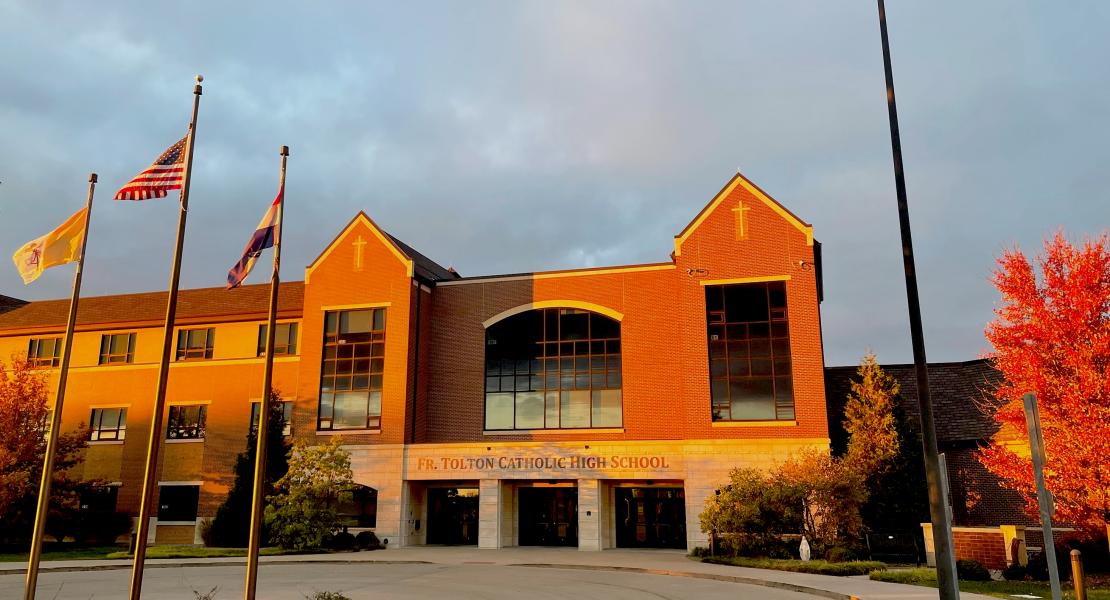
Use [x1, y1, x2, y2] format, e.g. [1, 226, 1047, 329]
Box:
[1, 1, 1107, 367]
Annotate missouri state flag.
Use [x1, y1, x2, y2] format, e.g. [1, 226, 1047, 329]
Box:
[226, 183, 282, 289]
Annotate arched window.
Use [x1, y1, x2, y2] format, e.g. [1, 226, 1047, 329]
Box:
[485, 308, 622, 430]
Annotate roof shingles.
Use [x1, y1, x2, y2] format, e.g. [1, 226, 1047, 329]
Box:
[0, 282, 304, 333]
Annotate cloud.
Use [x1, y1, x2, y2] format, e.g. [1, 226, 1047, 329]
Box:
[1, 0, 1107, 366]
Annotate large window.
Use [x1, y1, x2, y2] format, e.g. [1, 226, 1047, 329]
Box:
[157, 484, 200, 522]
[176, 327, 215, 361]
[318, 309, 385, 430]
[99, 333, 136, 364]
[706, 281, 794, 421]
[27, 337, 61, 367]
[90, 407, 127, 441]
[485, 308, 622, 430]
[167, 405, 207, 439]
[257, 322, 298, 356]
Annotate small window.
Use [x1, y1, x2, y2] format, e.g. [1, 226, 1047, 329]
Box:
[176, 328, 215, 361]
[167, 405, 207, 439]
[258, 323, 299, 356]
[90, 407, 127, 441]
[80, 485, 119, 513]
[27, 337, 61, 367]
[157, 485, 200, 522]
[250, 401, 293, 436]
[99, 333, 136, 364]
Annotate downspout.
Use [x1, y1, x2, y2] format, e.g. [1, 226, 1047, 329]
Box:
[409, 281, 423, 443]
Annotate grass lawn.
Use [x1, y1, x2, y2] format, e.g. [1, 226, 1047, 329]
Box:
[698, 555, 886, 576]
[103, 546, 325, 559]
[871, 567, 1110, 600]
[0, 545, 127, 563]
[0, 545, 328, 563]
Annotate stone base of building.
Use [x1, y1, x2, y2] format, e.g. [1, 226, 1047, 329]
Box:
[346, 437, 827, 551]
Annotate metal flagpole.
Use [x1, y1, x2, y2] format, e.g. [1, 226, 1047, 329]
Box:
[129, 75, 203, 600]
[874, 2, 960, 598]
[244, 145, 288, 600]
[23, 174, 98, 600]
[1023, 393, 1063, 600]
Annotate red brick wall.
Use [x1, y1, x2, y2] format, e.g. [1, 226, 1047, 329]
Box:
[952, 529, 1008, 570]
[421, 177, 828, 444]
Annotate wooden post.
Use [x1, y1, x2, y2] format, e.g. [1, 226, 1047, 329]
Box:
[1070, 550, 1087, 600]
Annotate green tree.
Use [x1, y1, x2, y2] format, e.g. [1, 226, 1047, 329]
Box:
[205, 390, 291, 547]
[0, 357, 92, 545]
[839, 353, 928, 534]
[842, 353, 900, 480]
[264, 437, 353, 551]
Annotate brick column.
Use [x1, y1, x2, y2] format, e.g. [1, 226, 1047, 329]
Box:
[478, 478, 502, 549]
[578, 479, 601, 551]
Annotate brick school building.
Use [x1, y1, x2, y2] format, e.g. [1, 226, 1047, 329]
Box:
[0, 173, 828, 550]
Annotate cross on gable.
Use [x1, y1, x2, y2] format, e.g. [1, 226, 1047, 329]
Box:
[353, 235, 367, 270]
[732, 200, 751, 241]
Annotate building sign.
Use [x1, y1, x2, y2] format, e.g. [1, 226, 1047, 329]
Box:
[416, 454, 672, 472]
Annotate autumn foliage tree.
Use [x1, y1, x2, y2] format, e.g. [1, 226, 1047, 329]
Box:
[0, 357, 90, 545]
[980, 232, 1110, 540]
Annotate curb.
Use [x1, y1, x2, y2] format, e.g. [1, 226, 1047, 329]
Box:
[510, 563, 855, 600]
[0, 559, 433, 575]
[4, 558, 861, 599]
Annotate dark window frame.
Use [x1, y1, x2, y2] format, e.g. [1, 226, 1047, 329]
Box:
[157, 484, 200, 522]
[483, 308, 623, 431]
[79, 484, 120, 513]
[175, 327, 215, 361]
[318, 308, 386, 431]
[98, 333, 136, 365]
[89, 407, 127, 441]
[167, 404, 207, 439]
[27, 337, 62, 368]
[257, 322, 299, 357]
[706, 281, 795, 422]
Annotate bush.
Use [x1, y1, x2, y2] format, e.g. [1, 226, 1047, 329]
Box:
[354, 531, 383, 550]
[955, 559, 991, 581]
[701, 555, 885, 576]
[44, 511, 132, 545]
[719, 534, 796, 559]
[305, 592, 351, 600]
[869, 568, 935, 585]
[824, 546, 858, 563]
[689, 546, 711, 558]
[328, 531, 356, 551]
[1001, 563, 1028, 581]
[1026, 547, 1072, 581]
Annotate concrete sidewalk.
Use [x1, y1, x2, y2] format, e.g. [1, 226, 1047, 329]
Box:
[2, 546, 992, 600]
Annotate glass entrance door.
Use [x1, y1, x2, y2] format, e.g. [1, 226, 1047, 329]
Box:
[518, 487, 577, 546]
[426, 487, 479, 545]
[615, 487, 686, 549]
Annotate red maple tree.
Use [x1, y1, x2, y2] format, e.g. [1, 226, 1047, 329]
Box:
[979, 232, 1110, 539]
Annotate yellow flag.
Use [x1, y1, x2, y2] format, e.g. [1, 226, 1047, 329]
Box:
[12, 207, 88, 284]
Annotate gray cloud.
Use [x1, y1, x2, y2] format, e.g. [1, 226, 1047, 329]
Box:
[2, 1, 1107, 366]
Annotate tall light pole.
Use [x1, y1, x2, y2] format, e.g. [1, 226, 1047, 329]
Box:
[875, 1, 960, 597]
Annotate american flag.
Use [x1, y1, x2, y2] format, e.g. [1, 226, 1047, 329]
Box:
[114, 135, 188, 200]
